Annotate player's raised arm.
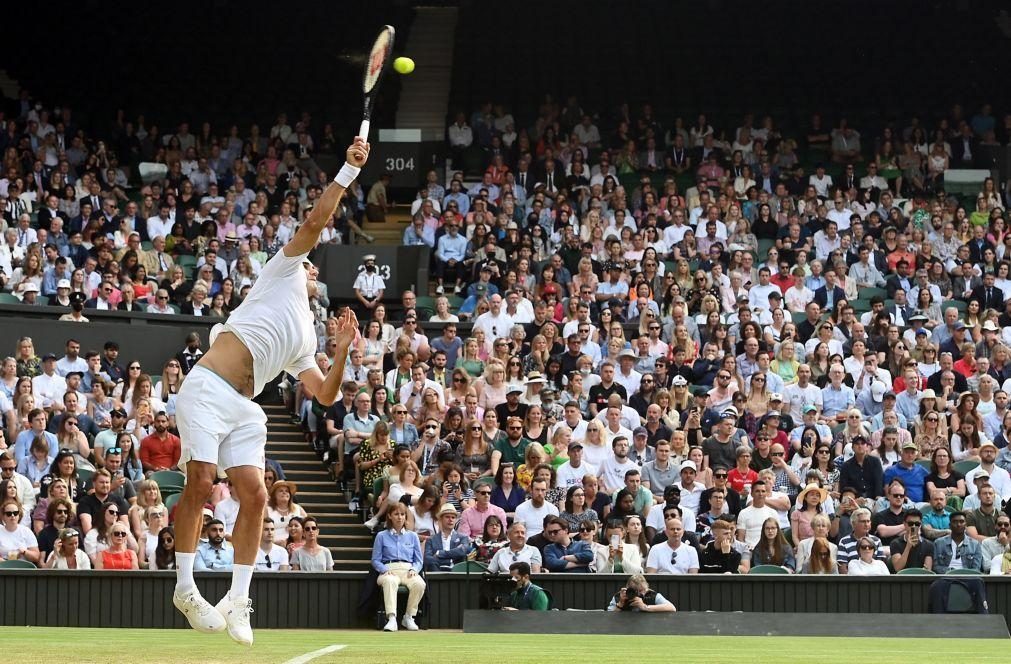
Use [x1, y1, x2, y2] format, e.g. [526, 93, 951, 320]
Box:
[299, 307, 360, 406]
[283, 138, 370, 258]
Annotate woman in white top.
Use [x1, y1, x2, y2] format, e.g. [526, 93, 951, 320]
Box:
[598, 519, 644, 574]
[847, 536, 890, 576]
[373, 304, 397, 352]
[138, 506, 168, 568]
[44, 528, 92, 570]
[580, 420, 611, 470]
[406, 486, 439, 538]
[429, 296, 459, 323]
[796, 514, 838, 572]
[267, 481, 308, 545]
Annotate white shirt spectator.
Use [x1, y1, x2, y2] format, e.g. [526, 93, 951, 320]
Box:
[213, 496, 240, 535]
[254, 544, 289, 572]
[645, 539, 699, 573]
[513, 500, 558, 537]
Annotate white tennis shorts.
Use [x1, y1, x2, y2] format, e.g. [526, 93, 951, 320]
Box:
[176, 366, 267, 471]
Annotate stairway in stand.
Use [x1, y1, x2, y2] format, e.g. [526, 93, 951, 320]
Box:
[262, 403, 372, 571]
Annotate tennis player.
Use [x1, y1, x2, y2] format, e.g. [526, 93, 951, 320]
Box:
[171, 137, 370, 645]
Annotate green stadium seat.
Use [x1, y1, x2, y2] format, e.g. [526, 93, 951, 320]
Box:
[77, 468, 94, 484]
[915, 459, 932, 471]
[451, 561, 489, 573]
[150, 470, 186, 491]
[896, 567, 935, 575]
[791, 311, 808, 325]
[953, 460, 979, 476]
[945, 569, 983, 576]
[757, 239, 776, 257]
[0, 293, 21, 304]
[0, 559, 37, 569]
[749, 564, 790, 574]
[858, 287, 888, 301]
[164, 492, 182, 512]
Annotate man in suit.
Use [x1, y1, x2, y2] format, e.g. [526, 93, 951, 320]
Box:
[951, 124, 978, 168]
[84, 281, 117, 310]
[967, 225, 995, 265]
[885, 260, 915, 300]
[423, 504, 470, 571]
[37, 194, 68, 233]
[971, 272, 1006, 312]
[813, 267, 847, 311]
[142, 235, 175, 281]
[79, 181, 104, 216]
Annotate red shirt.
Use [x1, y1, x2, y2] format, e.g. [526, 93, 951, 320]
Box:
[140, 432, 181, 470]
[727, 467, 759, 494]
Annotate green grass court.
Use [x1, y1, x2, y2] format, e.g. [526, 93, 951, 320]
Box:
[1, 628, 1008, 663]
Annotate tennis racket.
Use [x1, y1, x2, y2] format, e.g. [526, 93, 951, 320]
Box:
[359, 25, 395, 142]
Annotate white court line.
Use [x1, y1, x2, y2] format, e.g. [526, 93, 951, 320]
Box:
[282, 644, 346, 664]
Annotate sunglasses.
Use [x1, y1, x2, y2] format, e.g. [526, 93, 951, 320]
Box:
[55, 509, 69, 515]
[770, 452, 784, 457]
[424, 425, 438, 431]
[3, 511, 19, 517]
[859, 545, 875, 550]
[304, 525, 319, 531]
[470, 426, 482, 431]
[476, 491, 491, 496]
[713, 473, 728, 479]
[112, 531, 128, 537]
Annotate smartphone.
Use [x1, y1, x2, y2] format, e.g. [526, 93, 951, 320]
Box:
[610, 534, 620, 549]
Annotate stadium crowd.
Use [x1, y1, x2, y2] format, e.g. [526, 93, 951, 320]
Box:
[6, 92, 1011, 585]
[356, 98, 1011, 580]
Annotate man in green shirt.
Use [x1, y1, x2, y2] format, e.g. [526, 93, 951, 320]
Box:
[503, 562, 549, 611]
[492, 416, 530, 474]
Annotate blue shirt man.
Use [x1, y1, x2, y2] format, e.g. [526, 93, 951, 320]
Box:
[884, 442, 930, 503]
[435, 228, 467, 263]
[194, 520, 234, 571]
[544, 520, 594, 573]
[403, 220, 435, 247]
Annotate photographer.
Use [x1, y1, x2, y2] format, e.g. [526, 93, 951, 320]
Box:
[889, 508, 935, 572]
[502, 562, 549, 611]
[606, 574, 676, 612]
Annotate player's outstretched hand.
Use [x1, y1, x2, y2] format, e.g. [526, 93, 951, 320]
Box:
[334, 307, 360, 349]
[347, 138, 370, 168]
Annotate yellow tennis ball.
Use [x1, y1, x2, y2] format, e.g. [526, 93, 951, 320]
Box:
[393, 57, 415, 74]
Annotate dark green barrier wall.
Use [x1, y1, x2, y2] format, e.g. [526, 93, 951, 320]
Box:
[2, 571, 1010, 629]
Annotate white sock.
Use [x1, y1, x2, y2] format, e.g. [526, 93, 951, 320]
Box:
[228, 564, 255, 600]
[175, 552, 196, 593]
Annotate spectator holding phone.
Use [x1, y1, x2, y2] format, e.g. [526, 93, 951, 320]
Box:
[606, 574, 676, 612]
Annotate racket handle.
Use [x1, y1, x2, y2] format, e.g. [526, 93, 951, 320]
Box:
[358, 119, 371, 142]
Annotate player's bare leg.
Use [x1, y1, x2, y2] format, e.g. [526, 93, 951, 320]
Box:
[172, 460, 225, 633]
[215, 464, 267, 646]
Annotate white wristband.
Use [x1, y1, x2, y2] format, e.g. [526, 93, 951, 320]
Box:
[334, 162, 361, 188]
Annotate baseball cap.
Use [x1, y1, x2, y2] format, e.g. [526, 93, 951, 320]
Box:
[633, 427, 648, 438]
[769, 392, 783, 402]
[672, 375, 688, 387]
[506, 385, 524, 395]
[870, 382, 887, 402]
[803, 404, 818, 414]
[679, 460, 697, 473]
[953, 321, 967, 331]
[901, 441, 919, 451]
[568, 441, 583, 450]
[41, 353, 57, 362]
[57, 279, 71, 290]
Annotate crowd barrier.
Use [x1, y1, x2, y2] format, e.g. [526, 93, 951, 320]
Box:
[2, 571, 1010, 630]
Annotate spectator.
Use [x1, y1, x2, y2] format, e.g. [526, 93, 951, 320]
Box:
[44, 527, 91, 570]
[932, 510, 984, 573]
[846, 536, 890, 576]
[423, 504, 470, 571]
[139, 413, 181, 473]
[645, 517, 699, 574]
[544, 516, 593, 573]
[372, 503, 425, 632]
[514, 479, 558, 537]
[750, 517, 796, 572]
[194, 519, 233, 571]
[289, 516, 333, 571]
[0, 498, 40, 564]
[95, 521, 139, 570]
[889, 509, 934, 572]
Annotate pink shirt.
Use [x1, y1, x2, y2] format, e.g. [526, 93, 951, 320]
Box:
[457, 502, 507, 538]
